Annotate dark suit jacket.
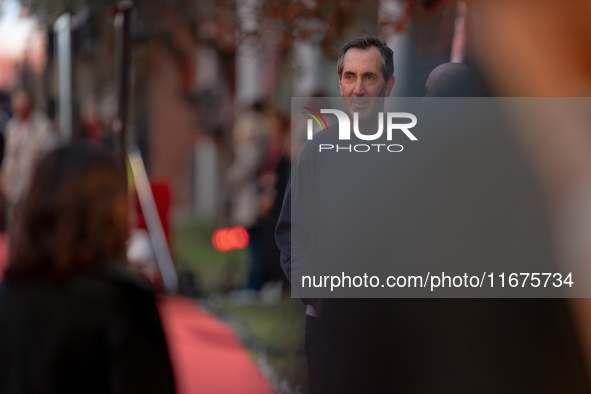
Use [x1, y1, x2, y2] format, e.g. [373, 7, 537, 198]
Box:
[275, 100, 591, 392]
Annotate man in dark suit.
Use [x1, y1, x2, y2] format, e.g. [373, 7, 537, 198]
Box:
[277, 38, 591, 392]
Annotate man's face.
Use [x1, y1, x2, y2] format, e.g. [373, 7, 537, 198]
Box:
[339, 46, 395, 121]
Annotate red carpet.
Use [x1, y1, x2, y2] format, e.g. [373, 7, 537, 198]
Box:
[0, 234, 275, 394]
[158, 296, 275, 394]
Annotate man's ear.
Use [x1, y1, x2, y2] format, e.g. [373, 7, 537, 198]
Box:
[384, 76, 395, 97]
[338, 75, 344, 96]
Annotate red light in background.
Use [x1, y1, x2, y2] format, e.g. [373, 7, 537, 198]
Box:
[212, 227, 250, 252]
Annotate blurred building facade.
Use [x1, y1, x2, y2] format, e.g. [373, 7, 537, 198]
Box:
[10, 0, 463, 221]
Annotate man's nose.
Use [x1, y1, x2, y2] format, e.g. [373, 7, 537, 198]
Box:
[352, 80, 366, 97]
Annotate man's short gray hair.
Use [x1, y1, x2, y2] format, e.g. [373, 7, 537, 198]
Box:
[337, 36, 394, 82]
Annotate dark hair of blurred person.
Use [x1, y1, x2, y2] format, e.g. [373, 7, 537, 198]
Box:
[0, 143, 176, 394]
[6, 144, 126, 282]
[424, 62, 488, 97]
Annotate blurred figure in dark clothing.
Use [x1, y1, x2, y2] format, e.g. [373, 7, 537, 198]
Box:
[0, 143, 176, 394]
[227, 102, 266, 292]
[0, 92, 10, 163]
[0, 92, 11, 232]
[258, 110, 291, 291]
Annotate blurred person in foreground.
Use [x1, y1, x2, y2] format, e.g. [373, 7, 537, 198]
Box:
[0, 143, 176, 394]
[470, 0, 591, 379]
[1, 89, 55, 232]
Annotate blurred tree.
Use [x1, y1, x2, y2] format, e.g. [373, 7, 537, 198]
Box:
[253, 0, 380, 59]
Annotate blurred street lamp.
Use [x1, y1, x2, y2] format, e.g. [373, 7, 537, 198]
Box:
[114, 1, 132, 171]
[54, 12, 72, 142]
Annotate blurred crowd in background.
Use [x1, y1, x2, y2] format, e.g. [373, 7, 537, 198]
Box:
[0, 0, 469, 221]
[0, 0, 475, 304]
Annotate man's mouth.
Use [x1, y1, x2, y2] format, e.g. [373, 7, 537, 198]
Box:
[351, 100, 368, 107]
